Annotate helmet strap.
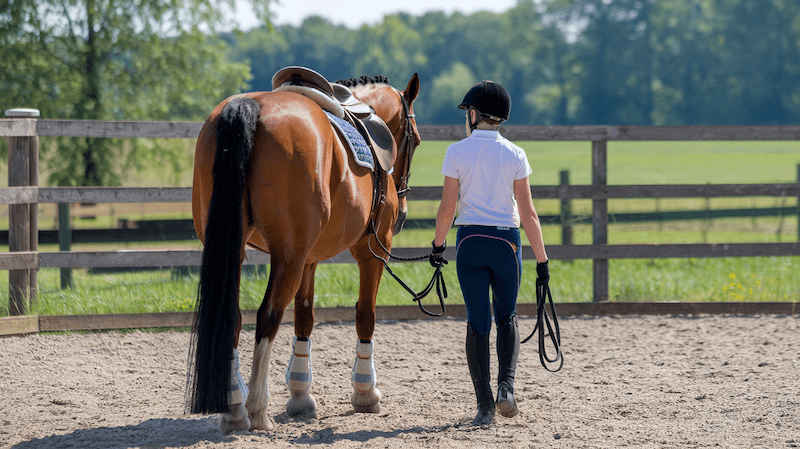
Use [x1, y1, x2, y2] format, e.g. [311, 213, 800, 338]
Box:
[468, 107, 504, 132]
[467, 107, 481, 132]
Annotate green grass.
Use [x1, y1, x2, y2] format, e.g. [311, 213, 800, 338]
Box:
[410, 140, 800, 186]
[2, 139, 799, 317]
[3, 252, 797, 317]
[3, 216, 798, 317]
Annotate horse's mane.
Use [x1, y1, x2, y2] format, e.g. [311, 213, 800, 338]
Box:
[336, 75, 391, 88]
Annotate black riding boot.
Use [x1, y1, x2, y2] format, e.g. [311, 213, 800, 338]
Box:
[496, 314, 520, 418]
[466, 322, 495, 426]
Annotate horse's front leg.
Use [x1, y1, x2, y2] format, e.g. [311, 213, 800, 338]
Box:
[349, 251, 385, 413]
[285, 262, 318, 419]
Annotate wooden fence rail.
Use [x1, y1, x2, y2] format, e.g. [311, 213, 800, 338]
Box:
[2, 114, 800, 319]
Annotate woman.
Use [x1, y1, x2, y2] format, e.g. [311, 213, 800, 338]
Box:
[430, 80, 550, 426]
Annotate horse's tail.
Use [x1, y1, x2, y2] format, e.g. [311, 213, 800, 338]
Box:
[187, 96, 260, 414]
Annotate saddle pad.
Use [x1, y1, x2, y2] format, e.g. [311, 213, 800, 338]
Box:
[326, 111, 375, 171]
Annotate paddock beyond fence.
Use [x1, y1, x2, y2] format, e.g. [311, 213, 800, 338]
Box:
[2, 112, 800, 331]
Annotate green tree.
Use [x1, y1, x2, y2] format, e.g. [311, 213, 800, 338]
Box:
[1, 0, 269, 186]
[426, 62, 477, 124]
[221, 0, 800, 126]
[228, 25, 291, 92]
[352, 14, 427, 82]
[709, 0, 800, 124]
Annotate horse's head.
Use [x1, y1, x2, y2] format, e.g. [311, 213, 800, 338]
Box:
[340, 74, 421, 235]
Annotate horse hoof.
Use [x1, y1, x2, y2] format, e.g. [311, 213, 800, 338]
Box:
[353, 402, 380, 413]
[248, 409, 276, 431]
[286, 392, 317, 419]
[351, 388, 382, 413]
[218, 403, 251, 433]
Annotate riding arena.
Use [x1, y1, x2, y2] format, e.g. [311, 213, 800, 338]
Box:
[1, 68, 799, 448]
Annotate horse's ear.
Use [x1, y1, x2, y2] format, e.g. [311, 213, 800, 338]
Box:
[404, 73, 420, 104]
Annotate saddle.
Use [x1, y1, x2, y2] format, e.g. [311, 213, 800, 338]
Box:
[272, 66, 397, 172]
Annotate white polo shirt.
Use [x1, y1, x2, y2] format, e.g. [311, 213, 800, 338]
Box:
[441, 129, 532, 228]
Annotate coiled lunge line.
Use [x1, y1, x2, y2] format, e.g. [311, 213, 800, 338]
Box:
[522, 279, 563, 372]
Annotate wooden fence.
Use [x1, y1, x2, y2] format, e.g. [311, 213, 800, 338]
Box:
[2, 111, 800, 334]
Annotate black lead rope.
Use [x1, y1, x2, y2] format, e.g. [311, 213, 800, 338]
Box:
[522, 280, 564, 372]
[381, 261, 447, 317]
[367, 223, 448, 317]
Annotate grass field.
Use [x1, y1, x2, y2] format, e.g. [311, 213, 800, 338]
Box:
[1, 139, 799, 317]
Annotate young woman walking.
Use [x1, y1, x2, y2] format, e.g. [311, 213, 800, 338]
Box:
[430, 80, 550, 426]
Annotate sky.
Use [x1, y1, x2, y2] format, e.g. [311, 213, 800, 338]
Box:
[233, 0, 519, 29]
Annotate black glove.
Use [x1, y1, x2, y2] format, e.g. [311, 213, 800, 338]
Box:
[429, 240, 448, 268]
[536, 260, 550, 286]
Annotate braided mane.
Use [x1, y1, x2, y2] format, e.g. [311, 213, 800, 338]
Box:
[336, 75, 391, 88]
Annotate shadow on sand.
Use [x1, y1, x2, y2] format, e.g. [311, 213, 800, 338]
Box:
[11, 414, 463, 448]
[11, 416, 232, 449]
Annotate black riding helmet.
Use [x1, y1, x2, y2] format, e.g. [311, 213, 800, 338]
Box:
[458, 80, 511, 129]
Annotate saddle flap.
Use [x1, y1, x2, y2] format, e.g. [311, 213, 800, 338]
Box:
[272, 66, 334, 98]
[348, 111, 397, 173]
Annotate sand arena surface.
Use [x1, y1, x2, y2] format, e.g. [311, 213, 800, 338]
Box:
[1, 314, 798, 448]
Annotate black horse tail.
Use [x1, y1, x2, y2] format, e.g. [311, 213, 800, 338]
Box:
[187, 96, 260, 414]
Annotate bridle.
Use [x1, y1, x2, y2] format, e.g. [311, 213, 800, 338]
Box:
[365, 90, 447, 317]
[394, 93, 417, 199]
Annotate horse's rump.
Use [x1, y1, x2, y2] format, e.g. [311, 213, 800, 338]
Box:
[192, 91, 377, 264]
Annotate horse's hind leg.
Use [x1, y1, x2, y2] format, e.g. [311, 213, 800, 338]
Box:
[219, 310, 251, 433]
[285, 262, 318, 419]
[349, 253, 385, 413]
[246, 260, 305, 431]
[218, 234, 254, 434]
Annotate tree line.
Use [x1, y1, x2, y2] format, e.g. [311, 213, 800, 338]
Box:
[2, 0, 798, 185]
[231, 0, 800, 127]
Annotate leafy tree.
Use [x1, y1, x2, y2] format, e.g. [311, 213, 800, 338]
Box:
[352, 14, 427, 83]
[0, 0, 268, 186]
[8, 0, 800, 169]
[229, 25, 292, 92]
[711, 0, 800, 124]
[426, 62, 477, 124]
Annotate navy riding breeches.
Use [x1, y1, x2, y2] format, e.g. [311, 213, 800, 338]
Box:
[456, 225, 522, 335]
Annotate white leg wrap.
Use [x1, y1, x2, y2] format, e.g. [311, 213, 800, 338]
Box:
[229, 348, 248, 406]
[286, 337, 312, 392]
[352, 339, 377, 392]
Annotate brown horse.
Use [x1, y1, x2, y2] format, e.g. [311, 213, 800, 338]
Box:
[187, 73, 421, 432]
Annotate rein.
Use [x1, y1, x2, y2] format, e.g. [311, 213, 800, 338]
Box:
[366, 92, 447, 317]
[522, 280, 564, 372]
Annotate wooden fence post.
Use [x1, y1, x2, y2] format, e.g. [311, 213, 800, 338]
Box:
[592, 140, 609, 302]
[559, 170, 572, 246]
[5, 108, 40, 315]
[58, 203, 73, 289]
